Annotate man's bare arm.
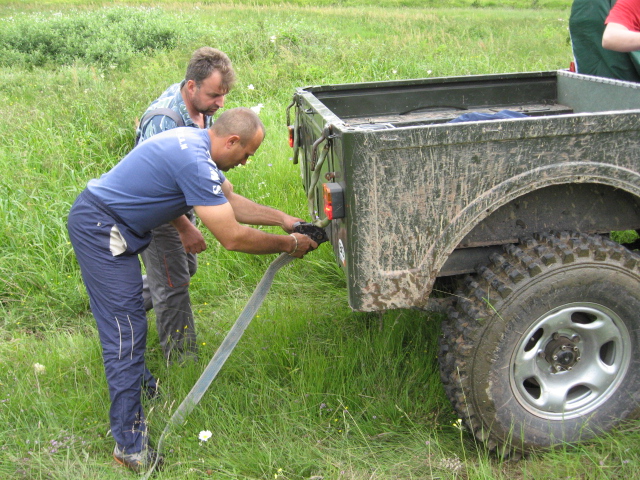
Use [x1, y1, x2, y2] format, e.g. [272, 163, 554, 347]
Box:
[221, 180, 302, 233]
[193, 203, 316, 258]
[603, 22, 640, 52]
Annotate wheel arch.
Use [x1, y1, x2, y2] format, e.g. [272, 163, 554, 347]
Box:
[428, 162, 640, 278]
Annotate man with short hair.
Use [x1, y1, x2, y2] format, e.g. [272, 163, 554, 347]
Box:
[67, 107, 317, 472]
[137, 47, 235, 365]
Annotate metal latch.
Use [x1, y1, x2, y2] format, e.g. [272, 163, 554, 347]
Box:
[286, 96, 301, 164]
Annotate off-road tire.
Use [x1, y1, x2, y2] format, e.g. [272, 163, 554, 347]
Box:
[438, 231, 640, 456]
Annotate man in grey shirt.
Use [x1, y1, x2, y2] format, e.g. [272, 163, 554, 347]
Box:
[136, 47, 234, 366]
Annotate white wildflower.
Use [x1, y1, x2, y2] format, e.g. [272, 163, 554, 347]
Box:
[34, 363, 46, 374]
[247, 84, 255, 90]
[437, 456, 464, 472]
[251, 103, 264, 114]
[198, 430, 212, 442]
[270, 35, 277, 43]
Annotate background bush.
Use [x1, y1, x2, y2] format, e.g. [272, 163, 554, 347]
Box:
[0, 7, 200, 69]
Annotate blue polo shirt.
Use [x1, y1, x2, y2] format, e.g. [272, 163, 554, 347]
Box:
[87, 128, 227, 236]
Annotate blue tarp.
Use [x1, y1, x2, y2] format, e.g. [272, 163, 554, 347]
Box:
[448, 109, 527, 123]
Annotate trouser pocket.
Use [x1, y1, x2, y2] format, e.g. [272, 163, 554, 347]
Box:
[110, 223, 151, 256]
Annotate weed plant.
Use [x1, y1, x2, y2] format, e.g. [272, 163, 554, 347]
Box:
[0, 7, 201, 69]
[1, 1, 639, 479]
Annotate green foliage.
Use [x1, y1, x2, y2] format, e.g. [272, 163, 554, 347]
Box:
[0, 0, 573, 9]
[197, 6, 572, 104]
[611, 230, 640, 244]
[0, 7, 201, 69]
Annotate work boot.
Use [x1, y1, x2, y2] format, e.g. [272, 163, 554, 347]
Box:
[113, 444, 164, 473]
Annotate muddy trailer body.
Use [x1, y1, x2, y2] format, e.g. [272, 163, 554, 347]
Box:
[289, 70, 640, 455]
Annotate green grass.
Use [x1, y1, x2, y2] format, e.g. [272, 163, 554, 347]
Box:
[1, 1, 639, 479]
[0, 0, 574, 10]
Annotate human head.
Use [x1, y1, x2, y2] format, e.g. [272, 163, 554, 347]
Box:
[209, 107, 266, 171]
[183, 47, 236, 117]
[211, 107, 265, 143]
[185, 47, 235, 90]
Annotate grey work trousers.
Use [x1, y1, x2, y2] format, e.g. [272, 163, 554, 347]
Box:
[141, 210, 198, 361]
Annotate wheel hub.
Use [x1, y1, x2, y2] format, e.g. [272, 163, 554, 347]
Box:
[512, 302, 632, 419]
[543, 333, 581, 372]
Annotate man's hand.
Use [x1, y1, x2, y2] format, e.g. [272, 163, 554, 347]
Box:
[178, 224, 207, 254]
[281, 215, 305, 234]
[288, 232, 318, 258]
[170, 215, 207, 254]
[195, 203, 318, 256]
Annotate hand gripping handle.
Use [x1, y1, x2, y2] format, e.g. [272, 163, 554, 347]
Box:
[293, 221, 329, 245]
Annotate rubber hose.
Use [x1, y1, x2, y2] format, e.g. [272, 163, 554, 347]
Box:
[143, 252, 296, 478]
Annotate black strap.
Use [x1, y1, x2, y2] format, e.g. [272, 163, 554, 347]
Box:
[136, 107, 185, 145]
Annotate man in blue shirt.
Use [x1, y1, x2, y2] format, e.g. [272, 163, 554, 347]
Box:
[67, 107, 317, 472]
[136, 48, 235, 365]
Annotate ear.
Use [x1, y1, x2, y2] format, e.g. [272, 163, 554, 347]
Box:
[185, 79, 197, 94]
[225, 134, 241, 148]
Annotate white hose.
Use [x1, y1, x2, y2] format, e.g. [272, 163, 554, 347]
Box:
[143, 253, 296, 478]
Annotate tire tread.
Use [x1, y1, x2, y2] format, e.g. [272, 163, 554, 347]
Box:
[438, 231, 640, 456]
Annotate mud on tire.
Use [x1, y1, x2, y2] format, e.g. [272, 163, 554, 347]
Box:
[438, 231, 640, 456]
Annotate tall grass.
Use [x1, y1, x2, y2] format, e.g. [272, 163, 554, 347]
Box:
[2, 2, 639, 479]
[0, 2, 574, 326]
[0, 0, 574, 9]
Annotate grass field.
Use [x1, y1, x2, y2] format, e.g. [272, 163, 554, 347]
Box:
[2, 1, 640, 479]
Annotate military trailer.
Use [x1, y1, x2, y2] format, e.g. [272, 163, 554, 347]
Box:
[287, 70, 640, 456]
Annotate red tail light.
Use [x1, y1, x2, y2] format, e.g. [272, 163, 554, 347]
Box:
[288, 126, 294, 148]
[324, 190, 334, 220]
[323, 183, 344, 220]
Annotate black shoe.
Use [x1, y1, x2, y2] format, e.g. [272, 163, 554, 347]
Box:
[113, 444, 164, 473]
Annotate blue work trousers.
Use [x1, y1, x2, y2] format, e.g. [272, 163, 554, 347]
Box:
[67, 190, 151, 454]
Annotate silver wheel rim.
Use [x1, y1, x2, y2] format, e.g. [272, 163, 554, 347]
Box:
[510, 302, 631, 420]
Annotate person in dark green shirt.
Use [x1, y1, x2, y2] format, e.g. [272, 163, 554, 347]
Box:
[570, 0, 640, 81]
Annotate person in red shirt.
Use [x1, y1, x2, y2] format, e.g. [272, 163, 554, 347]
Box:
[603, 0, 640, 51]
[570, 0, 640, 80]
